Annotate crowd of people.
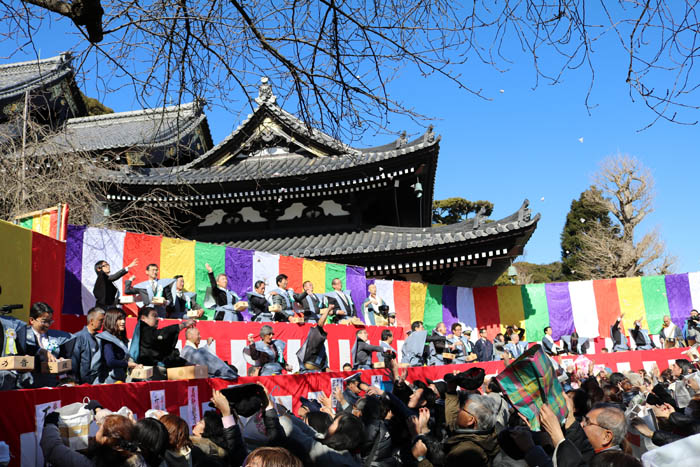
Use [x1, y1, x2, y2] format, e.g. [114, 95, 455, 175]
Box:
[4, 259, 700, 464]
[31, 351, 700, 466]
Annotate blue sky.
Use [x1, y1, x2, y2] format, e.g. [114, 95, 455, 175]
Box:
[3, 9, 698, 274]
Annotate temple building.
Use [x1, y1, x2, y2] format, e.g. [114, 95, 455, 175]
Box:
[1, 55, 539, 287]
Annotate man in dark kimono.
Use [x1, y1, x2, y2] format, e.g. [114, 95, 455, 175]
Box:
[204, 263, 244, 321]
[297, 307, 331, 373]
[611, 315, 629, 351]
[352, 328, 389, 370]
[473, 328, 494, 362]
[129, 307, 194, 373]
[164, 275, 203, 319]
[247, 280, 273, 322]
[325, 278, 357, 320]
[294, 281, 327, 323]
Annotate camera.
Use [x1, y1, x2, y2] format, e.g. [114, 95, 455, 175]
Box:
[378, 304, 390, 319]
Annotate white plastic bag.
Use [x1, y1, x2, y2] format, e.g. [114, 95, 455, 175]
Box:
[55, 400, 93, 451]
[642, 433, 700, 467]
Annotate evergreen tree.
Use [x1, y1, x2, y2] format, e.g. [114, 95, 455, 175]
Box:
[560, 186, 612, 280]
[432, 197, 494, 225]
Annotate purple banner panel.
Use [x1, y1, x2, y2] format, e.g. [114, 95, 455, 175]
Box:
[346, 266, 368, 322]
[226, 247, 254, 320]
[665, 274, 692, 327]
[545, 282, 575, 340]
[442, 286, 459, 330]
[62, 225, 86, 315]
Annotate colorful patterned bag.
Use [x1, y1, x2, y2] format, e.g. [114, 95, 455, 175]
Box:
[495, 344, 568, 430]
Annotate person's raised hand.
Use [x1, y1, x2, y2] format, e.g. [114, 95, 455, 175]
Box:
[407, 415, 420, 437]
[411, 439, 428, 460]
[651, 403, 675, 419]
[517, 411, 532, 430]
[334, 385, 345, 404]
[538, 404, 565, 445]
[417, 407, 430, 434]
[247, 333, 255, 345]
[211, 390, 231, 417]
[399, 366, 408, 384]
[367, 386, 384, 397]
[631, 417, 654, 438]
[564, 391, 576, 429]
[257, 383, 274, 410]
[128, 258, 139, 269]
[180, 319, 196, 329]
[205, 263, 213, 273]
[318, 392, 332, 409]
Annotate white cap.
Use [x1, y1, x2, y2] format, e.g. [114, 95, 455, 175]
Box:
[463, 326, 473, 333]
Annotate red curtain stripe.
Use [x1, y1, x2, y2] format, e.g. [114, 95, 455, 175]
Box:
[393, 281, 411, 328]
[278, 256, 304, 293]
[122, 232, 162, 315]
[32, 231, 66, 330]
[473, 286, 501, 339]
[592, 279, 622, 337]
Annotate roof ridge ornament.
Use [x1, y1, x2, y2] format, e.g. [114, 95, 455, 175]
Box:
[423, 125, 435, 144]
[518, 199, 532, 224]
[472, 206, 487, 229]
[255, 77, 276, 105]
[395, 131, 408, 149]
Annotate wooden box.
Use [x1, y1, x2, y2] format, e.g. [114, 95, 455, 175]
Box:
[372, 362, 386, 369]
[119, 296, 135, 304]
[269, 304, 282, 312]
[0, 355, 35, 372]
[41, 359, 72, 374]
[234, 301, 248, 311]
[167, 365, 208, 380]
[131, 366, 154, 380]
[442, 353, 456, 360]
[289, 316, 304, 324]
[152, 297, 165, 305]
[186, 310, 200, 318]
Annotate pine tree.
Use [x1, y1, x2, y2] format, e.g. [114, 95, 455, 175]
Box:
[560, 186, 612, 280]
[432, 197, 494, 225]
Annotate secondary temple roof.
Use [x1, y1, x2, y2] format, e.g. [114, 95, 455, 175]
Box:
[36, 100, 212, 156]
[229, 200, 539, 259]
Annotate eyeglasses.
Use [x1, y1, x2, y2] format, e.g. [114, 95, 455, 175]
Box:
[36, 319, 54, 325]
[582, 415, 609, 432]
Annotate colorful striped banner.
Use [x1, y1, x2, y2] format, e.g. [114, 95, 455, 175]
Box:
[423, 284, 444, 331]
[522, 284, 549, 342]
[58, 226, 700, 343]
[15, 204, 69, 240]
[1, 220, 65, 324]
[497, 286, 525, 333]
